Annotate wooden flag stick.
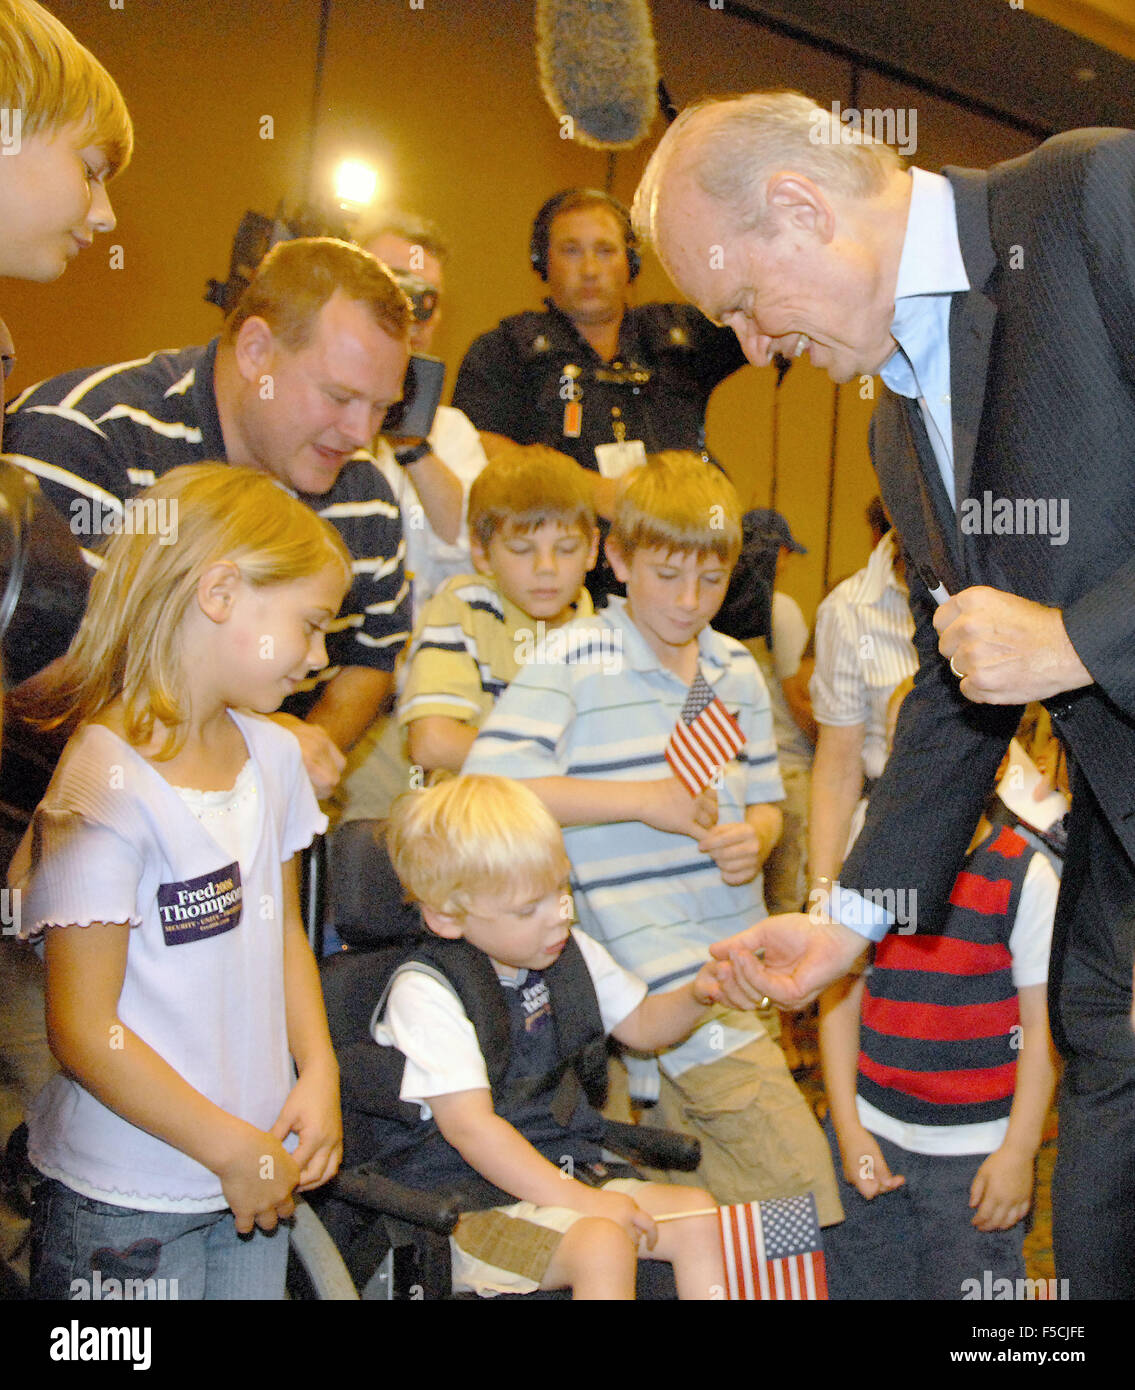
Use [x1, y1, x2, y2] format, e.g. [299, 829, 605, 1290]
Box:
[653, 1206, 719, 1223]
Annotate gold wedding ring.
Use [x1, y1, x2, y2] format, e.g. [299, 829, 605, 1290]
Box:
[950, 656, 963, 679]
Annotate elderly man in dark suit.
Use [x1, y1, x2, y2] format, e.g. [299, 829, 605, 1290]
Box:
[633, 91, 1135, 1297]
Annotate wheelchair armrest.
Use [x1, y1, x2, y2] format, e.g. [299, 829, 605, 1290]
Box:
[327, 1162, 461, 1235]
[600, 1119, 701, 1173]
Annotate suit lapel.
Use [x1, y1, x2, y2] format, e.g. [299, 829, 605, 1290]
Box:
[874, 388, 965, 593]
[943, 167, 999, 511]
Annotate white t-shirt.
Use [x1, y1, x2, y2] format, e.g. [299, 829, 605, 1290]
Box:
[743, 591, 813, 769]
[374, 404, 489, 617]
[373, 929, 647, 1120]
[18, 712, 325, 1211]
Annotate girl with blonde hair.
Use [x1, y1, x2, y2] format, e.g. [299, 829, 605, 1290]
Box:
[12, 463, 350, 1299]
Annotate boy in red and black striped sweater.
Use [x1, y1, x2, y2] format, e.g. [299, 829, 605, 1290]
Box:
[817, 704, 1064, 1299]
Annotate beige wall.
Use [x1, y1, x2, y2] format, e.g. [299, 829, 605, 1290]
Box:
[3, 0, 1038, 621]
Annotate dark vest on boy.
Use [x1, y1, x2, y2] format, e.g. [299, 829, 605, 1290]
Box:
[857, 825, 1032, 1127]
[364, 932, 612, 1210]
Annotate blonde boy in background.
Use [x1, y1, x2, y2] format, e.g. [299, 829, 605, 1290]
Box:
[0, 0, 132, 1295]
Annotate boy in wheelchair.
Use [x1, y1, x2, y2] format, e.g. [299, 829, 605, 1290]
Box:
[375, 774, 735, 1299]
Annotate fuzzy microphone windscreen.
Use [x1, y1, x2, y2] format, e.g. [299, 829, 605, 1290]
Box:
[535, 0, 660, 150]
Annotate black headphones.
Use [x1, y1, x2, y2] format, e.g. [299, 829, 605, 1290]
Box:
[529, 189, 641, 282]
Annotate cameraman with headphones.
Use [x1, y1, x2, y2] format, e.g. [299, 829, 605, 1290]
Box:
[452, 189, 748, 594]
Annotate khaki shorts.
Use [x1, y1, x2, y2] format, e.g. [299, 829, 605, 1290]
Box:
[611, 1018, 844, 1228]
[450, 1178, 649, 1297]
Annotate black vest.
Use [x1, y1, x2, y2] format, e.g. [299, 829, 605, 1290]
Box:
[361, 932, 611, 1210]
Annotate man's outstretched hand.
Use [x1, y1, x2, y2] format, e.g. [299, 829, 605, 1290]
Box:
[709, 913, 867, 1011]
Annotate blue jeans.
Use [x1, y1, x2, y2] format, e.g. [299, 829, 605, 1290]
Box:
[31, 1178, 289, 1300]
[821, 1114, 1027, 1300]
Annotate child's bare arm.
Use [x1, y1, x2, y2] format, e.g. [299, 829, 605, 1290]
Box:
[818, 972, 866, 1134]
[523, 775, 717, 838]
[808, 722, 867, 884]
[273, 855, 342, 1192]
[429, 1088, 657, 1245]
[609, 967, 720, 1053]
[406, 716, 478, 774]
[43, 921, 299, 1232]
[969, 982, 1060, 1230]
[746, 801, 783, 865]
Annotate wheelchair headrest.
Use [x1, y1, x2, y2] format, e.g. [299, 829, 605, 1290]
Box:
[0, 460, 90, 686]
[327, 818, 424, 949]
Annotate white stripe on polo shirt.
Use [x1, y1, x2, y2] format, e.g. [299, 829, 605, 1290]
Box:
[57, 352, 169, 409]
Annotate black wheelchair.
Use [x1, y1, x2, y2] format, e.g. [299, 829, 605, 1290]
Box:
[292, 818, 703, 1300]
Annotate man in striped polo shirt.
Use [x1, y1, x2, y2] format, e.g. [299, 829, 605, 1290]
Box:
[4, 238, 416, 796]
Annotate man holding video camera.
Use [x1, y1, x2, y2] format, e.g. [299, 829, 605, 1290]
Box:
[360, 212, 489, 619]
[2, 237, 414, 797]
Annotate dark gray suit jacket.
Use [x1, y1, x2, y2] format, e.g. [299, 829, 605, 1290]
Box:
[840, 129, 1135, 1043]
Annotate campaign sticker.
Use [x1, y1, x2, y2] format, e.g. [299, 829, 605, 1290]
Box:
[157, 863, 243, 946]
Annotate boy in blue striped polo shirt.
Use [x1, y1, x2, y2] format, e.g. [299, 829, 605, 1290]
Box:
[465, 452, 843, 1224]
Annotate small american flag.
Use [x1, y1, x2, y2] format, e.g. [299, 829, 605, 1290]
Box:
[665, 670, 746, 796]
[718, 1193, 828, 1300]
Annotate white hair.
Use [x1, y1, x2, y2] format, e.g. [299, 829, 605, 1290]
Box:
[633, 91, 903, 244]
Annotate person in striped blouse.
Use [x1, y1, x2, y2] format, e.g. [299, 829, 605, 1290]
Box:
[465, 453, 842, 1222]
[808, 520, 918, 889]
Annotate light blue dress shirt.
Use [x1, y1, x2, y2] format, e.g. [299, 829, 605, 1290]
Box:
[878, 168, 970, 505]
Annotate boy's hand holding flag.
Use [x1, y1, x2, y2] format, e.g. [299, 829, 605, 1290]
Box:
[665, 668, 778, 885]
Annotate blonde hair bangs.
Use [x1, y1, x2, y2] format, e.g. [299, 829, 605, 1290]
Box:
[18, 464, 352, 756]
[612, 451, 742, 565]
[387, 775, 567, 918]
[1, 0, 133, 175]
